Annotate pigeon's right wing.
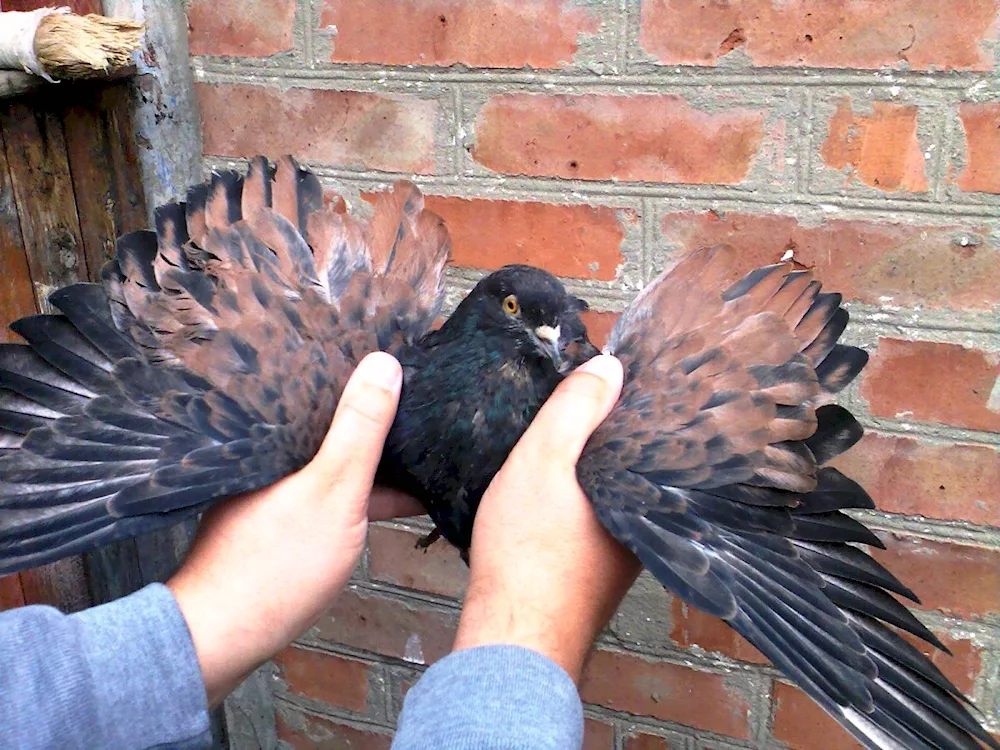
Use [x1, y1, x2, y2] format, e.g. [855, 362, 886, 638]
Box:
[0, 157, 449, 575]
[577, 246, 996, 749]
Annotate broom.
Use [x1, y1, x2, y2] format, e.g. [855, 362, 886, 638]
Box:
[0, 7, 143, 83]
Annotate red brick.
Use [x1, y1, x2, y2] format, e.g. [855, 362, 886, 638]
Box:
[772, 681, 863, 750]
[276, 706, 392, 749]
[820, 98, 927, 192]
[639, 0, 999, 71]
[871, 535, 1000, 620]
[316, 587, 458, 665]
[197, 83, 440, 174]
[899, 630, 982, 696]
[583, 718, 615, 750]
[956, 102, 1000, 194]
[580, 650, 752, 739]
[472, 94, 768, 184]
[272, 646, 371, 712]
[623, 732, 680, 749]
[425, 195, 631, 281]
[581, 310, 619, 350]
[669, 599, 768, 665]
[188, 0, 294, 57]
[368, 524, 468, 599]
[861, 339, 1000, 433]
[321, 0, 600, 68]
[660, 211, 1000, 312]
[831, 433, 1000, 527]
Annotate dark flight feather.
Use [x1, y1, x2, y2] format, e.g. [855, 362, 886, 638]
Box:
[0, 159, 992, 750]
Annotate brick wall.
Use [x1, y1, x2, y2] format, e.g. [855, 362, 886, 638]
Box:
[186, 2, 1000, 747]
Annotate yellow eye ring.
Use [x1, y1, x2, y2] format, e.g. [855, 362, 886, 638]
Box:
[503, 294, 520, 315]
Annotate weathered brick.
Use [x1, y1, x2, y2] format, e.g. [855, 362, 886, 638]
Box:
[188, 0, 294, 57]
[623, 731, 679, 749]
[639, 0, 1000, 71]
[659, 211, 1000, 312]
[273, 645, 371, 713]
[321, 0, 600, 68]
[197, 83, 440, 174]
[772, 681, 863, 750]
[871, 535, 1000, 621]
[472, 94, 768, 184]
[424, 196, 631, 281]
[820, 98, 928, 192]
[956, 102, 1000, 194]
[368, 524, 468, 599]
[669, 599, 768, 665]
[580, 650, 752, 739]
[583, 717, 615, 750]
[315, 587, 458, 665]
[831, 433, 1000, 527]
[580, 310, 619, 350]
[898, 630, 982, 696]
[861, 339, 1000, 433]
[276, 705, 392, 749]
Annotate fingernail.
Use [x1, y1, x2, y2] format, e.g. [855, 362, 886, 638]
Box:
[575, 354, 623, 386]
[357, 351, 403, 393]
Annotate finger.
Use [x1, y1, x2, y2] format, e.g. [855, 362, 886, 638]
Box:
[518, 354, 623, 464]
[309, 351, 402, 492]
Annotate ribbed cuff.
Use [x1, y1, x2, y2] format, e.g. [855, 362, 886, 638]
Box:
[393, 645, 583, 749]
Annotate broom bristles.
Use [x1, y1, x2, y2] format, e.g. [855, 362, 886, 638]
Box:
[34, 13, 144, 80]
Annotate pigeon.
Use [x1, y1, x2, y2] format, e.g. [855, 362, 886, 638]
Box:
[0, 157, 994, 750]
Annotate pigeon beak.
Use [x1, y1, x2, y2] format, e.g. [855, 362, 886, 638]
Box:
[532, 325, 562, 370]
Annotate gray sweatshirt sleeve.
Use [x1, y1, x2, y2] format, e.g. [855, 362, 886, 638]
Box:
[0, 582, 211, 750]
[393, 645, 584, 749]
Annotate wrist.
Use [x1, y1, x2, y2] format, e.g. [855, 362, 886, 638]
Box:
[452, 569, 593, 681]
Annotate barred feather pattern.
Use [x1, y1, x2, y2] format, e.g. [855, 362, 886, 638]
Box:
[579, 246, 997, 750]
[0, 156, 450, 573]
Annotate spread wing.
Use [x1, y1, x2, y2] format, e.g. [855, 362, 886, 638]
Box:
[0, 156, 449, 575]
[578, 246, 997, 750]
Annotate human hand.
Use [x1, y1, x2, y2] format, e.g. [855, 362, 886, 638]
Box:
[167, 352, 422, 706]
[452, 354, 641, 681]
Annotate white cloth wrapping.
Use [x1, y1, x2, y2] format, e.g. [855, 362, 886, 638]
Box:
[0, 7, 69, 83]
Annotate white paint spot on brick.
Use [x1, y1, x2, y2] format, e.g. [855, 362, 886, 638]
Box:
[986, 373, 1000, 415]
[404, 633, 425, 664]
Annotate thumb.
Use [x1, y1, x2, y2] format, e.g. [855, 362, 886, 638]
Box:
[308, 351, 402, 493]
[518, 354, 623, 465]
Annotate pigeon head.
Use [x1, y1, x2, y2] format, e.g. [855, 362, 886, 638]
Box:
[462, 264, 595, 373]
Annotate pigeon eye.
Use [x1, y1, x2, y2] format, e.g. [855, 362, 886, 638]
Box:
[503, 295, 520, 316]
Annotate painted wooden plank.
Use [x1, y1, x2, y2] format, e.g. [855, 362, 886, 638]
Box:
[1, 97, 88, 311]
[0, 574, 26, 610]
[0, 129, 37, 342]
[63, 81, 147, 277]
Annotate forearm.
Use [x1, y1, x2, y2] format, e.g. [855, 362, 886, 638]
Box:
[0, 584, 210, 749]
[393, 645, 583, 750]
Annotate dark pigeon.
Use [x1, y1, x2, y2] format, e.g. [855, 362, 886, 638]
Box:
[0, 157, 994, 750]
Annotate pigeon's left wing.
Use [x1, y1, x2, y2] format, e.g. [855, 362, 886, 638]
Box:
[577, 246, 996, 750]
[0, 157, 449, 575]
